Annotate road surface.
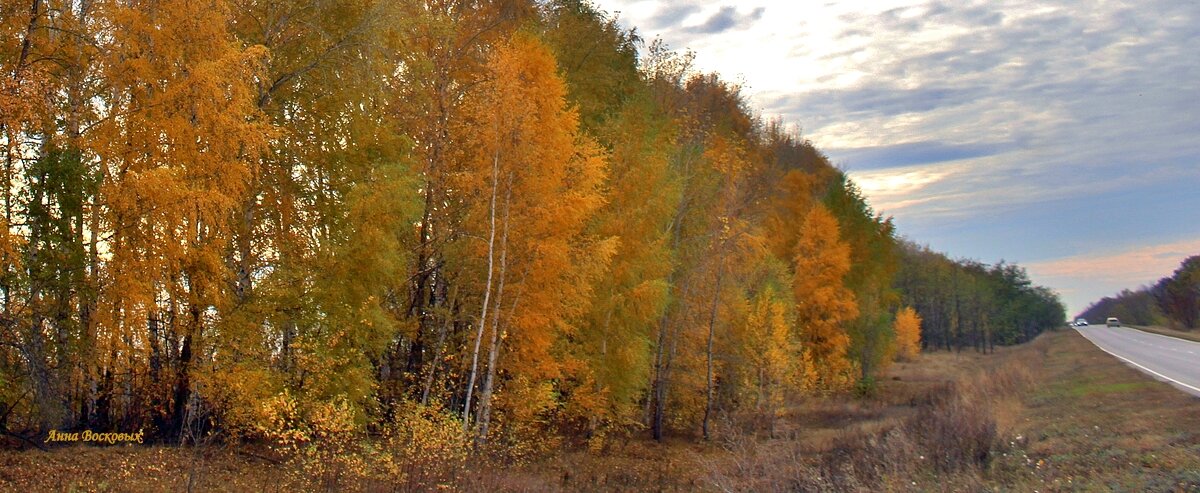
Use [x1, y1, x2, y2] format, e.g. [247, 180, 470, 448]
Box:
[1077, 325, 1200, 397]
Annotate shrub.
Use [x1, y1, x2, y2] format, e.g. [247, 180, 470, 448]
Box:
[375, 401, 470, 490]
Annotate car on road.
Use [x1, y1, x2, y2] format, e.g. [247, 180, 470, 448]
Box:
[1106, 317, 1120, 327]
[1075, 318, 1088, 326]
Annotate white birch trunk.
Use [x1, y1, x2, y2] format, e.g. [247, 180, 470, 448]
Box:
[462, 151, 500, 431]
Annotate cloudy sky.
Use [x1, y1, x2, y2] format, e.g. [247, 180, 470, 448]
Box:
[589, 0, 1200, 315]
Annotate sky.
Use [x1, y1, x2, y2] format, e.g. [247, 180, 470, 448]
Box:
[588, 0, 1200, 316]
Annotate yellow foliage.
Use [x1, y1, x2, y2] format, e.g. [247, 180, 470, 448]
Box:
[736, 284, 796, 418]
[375, 401, 470, 489]
[197, 360, 278, 439]
[258, 394, 470, 490]
[893, 306, 923, 362]
[258, 392, 370, 488]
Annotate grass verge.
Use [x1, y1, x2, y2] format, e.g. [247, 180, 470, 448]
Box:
[989, 329, 1200, 492]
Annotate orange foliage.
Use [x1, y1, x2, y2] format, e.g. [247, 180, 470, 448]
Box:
[455, 32, 609, 439]
[793, 205, 858, 390]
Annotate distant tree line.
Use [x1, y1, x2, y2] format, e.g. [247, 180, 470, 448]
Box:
[1079, 255, 1200, 330]
[894, 242, 1066, 352]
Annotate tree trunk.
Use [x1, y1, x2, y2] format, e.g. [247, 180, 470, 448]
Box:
[462, 151, 500, 431]
[234, 195, 255, 303]
[172, 332, 193, 440]
[649, 165, 693, 441]
[421, 286, 459, 406]
[16, 0, 42, 75]
[475, 177, 513, 443]
[702, 257, 725, 441]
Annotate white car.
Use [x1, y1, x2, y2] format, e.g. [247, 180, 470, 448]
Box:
[1074, 318, 1088, 326]
[1106, 317, 1120, 327]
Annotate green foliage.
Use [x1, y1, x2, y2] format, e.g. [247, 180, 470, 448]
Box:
[823, 172, 900, 382]
[853, 375, 877, 398]
[895, 241, 1066, 351]
[543, 0, 642, 132]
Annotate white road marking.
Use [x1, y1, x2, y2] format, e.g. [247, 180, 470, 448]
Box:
[1078, 328, 1200, 395]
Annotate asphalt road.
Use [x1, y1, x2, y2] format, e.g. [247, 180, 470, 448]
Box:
[1077, 325, 1200, 397]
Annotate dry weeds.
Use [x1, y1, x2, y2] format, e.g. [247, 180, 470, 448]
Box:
[4, 329, 1199, 492]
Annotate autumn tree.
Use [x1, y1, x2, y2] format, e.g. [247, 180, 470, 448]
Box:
[729, 260, 796, 434]
[0, 0, 99, 433]
[892, 306, 922, 361]
[824, 175, 899, 386]
[792, 204, 857, 391]
[215, 0, 429, 437]
[1156, 256, 1200, 329]
[559, 101, 678, 434]
[85, 0, 273, 438]
[641, 67, 771, 440]
[389, 0, 537, 413]
[454, 32, 609, 442]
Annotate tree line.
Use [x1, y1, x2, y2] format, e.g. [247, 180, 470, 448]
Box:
[1079, 255, 1200, 329]
[894, 242, 1066, 352]
[0, 0, 1060, 449]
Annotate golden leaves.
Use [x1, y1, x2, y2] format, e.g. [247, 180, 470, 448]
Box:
[892, 306, 923, 362]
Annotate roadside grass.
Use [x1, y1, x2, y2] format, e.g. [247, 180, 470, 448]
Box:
[989, 329, 1200, 492]
[1125, 324, 1200, 344]
[1063, 381, 1154, 398]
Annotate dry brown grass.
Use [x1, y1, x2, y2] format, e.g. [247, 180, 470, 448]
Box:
[691, 347, 1035, 492]
[0, 444, 289, 492]
[5, 329, 1200, 492]
[0, 351, 1027, 492]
